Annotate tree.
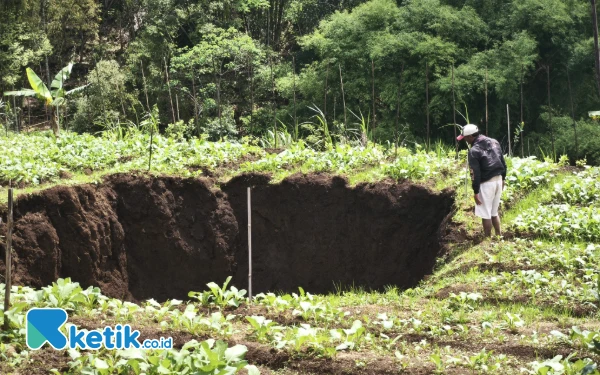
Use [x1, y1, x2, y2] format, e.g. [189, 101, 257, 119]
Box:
[71, 60, 130, 132]
[0, 1, 51, 90]
[171, 27, 264, 137]
[299, 0, 488, 141]
[46, 0, 100, 63]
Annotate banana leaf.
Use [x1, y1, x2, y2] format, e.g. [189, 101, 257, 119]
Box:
[66, 84, 89, 95]
[26, 68, 52, 104]
[3, 89, 37, 97]
[51, 88, 65, 99]
[51, 63, 73, 89]
[51, 97, 66, 107]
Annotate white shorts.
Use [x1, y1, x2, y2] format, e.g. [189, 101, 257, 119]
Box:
[475, 175, 503, 220]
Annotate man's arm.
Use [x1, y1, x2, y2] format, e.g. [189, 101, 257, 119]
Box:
[468, 150, 482, 195]
[500, 151, 507, 180]
[499, 146, 507, 190]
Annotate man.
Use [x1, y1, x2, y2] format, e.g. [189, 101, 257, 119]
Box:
[457, 124, 507, 237]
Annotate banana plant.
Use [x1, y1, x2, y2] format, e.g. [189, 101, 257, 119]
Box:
[3, 63, 87, 136]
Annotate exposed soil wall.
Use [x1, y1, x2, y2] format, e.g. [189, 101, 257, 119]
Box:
[0, 173, 454, 300]
[223, 174, 454, 294]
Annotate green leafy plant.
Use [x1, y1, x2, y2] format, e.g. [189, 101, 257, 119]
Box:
[246, 315, 282, 343]
[557, 154, 569, 167]
[502, 312, 524, 333]
[577, 157, 588, 168]
[525, 354, 599, 375]
[447, 292, 482, 312]
[62, 339, 259, 375]
[429, 353, 445, 374]
[333, 320, 366, 351]
[189, 276, 247, 309]
[551, 327, 600, 355]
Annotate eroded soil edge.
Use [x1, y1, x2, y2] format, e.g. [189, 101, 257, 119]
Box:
[0, 173, 454, 301]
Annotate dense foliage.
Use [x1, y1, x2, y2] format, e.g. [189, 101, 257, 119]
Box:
[2, 0, 600, 163]
[513, 167, 600, 241]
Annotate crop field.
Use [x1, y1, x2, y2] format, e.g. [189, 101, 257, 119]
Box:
[0, 131, 599, 375]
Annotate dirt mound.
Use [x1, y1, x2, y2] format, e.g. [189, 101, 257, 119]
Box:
[0, 173, 454, 300]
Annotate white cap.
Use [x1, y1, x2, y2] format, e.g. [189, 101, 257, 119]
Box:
[457, 124, 479, 141]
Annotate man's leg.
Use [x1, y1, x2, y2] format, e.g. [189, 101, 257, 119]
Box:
[476, 181, 494, 237]
[490, 179, 503, 237]
[491, 216, 501, 236]
[482, 219, 493, 237]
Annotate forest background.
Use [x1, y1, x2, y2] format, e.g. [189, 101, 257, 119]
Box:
[2, 0, 600, 164]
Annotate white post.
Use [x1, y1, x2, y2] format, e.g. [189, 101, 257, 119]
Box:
[3, 187, 13, 331]
[507, 104, 511, 157]
[247, 187, 252, 303]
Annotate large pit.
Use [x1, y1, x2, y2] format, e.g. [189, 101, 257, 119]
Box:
[0, 173, 454, 301]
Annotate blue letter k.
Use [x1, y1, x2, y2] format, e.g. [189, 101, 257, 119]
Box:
[26, 308, 68, 350]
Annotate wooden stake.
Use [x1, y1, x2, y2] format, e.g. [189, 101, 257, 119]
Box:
[425, 62, 430, 149]
[371, 59, 376, 129]
[192, 70, 199, 134]
[293, 56, 298, 141]
[485, 67, 489, 136]
[149, 122, 154, 171]
[247, 187, 252, 302]
[3, 187, 14, 331]
[324, 63, 329, 120]
[566, 65, 579, 159]
[507, 104, 511, 156]
[164, 57, 176, 124]
[395, 64, 405, 157]
[452, 63, 457, 153]
[212, 58, 222, 129]
[546, 65, 555, 160]
[520, 65, 524, 157]
[339, 64, 347, 130]
[140, 61, 150, 112]
[269, 56, 277, 148]
[249, 58, 255, 133]
[118, 81, 127, 117]
[333, 96, 336, 123]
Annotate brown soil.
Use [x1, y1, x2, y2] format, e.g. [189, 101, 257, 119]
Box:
[264, 148, 284, 154]
[58, 170, 73, 180]
[0, 173, 454, 301]
[223, 173, 454, 294]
